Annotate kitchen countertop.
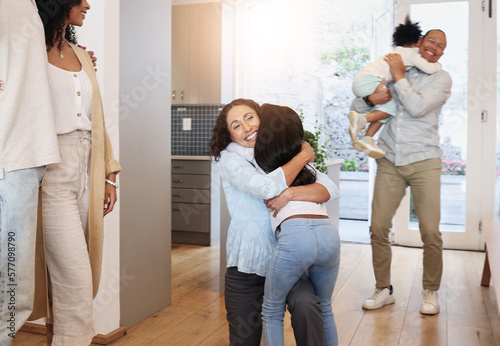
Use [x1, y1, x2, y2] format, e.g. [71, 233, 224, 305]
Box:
[172, 156, 345, 163]
[172, 155, 212, 161]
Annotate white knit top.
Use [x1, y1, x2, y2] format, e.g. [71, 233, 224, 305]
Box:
[270, 201, 328, 232]
[48, 63, 93, 134]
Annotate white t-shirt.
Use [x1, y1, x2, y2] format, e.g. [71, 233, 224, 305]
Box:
[361, 46, 442, 82]
[271, 201, 328, 233]
[0, 0, 60, 178]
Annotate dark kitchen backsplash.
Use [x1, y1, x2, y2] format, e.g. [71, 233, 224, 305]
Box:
[171, 104, 224, 156]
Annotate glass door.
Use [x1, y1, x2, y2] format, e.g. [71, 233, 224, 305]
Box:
[393, 0, 492, 250]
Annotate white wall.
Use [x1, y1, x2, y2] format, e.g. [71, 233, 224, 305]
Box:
[221, 2, 234, 103]
[77, 0, 173, 332]
[119, 0, 172, 328]
[77, 0, 122, 335]
[173, 0, 220, 5]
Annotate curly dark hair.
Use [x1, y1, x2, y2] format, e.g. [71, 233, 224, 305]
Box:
[208, 98, 260, 160]
[35, 0, 81, 52]
[254, 104, 316, 187]
[392, 15, 422, 47]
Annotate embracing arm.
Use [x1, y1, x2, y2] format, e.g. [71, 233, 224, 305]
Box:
[281, 142, 315, 186]
[219, 143, 315, 200]
[410, 53, 442, 75]
[264, 170, 339, 216]
[351, 78, 392, 113]
[385, 53, 452, 117]
[219, 152, 289, 200]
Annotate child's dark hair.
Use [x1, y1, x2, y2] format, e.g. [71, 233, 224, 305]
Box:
[254, 104, 316, 187]
[392, 16, 422, 47]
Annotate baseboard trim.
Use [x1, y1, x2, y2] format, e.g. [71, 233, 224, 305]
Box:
[19, 323, 45, 335]
[20, 323, 127, 345]
[92, 327, 127, 345]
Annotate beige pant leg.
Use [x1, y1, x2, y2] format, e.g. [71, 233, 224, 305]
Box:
[43, 131, 96, 346]
[406, 158, 443, 291]
[370, 158, 408, 288]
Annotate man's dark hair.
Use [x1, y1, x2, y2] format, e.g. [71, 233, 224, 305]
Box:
[423, 29, 446, 38]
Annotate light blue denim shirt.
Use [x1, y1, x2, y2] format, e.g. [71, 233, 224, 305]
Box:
[219, 144, 339, 276]
[352, 67, 452, 166]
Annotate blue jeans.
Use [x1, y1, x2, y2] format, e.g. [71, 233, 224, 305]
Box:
[0, 167, 45, 345]
[262, 218, 341, 346]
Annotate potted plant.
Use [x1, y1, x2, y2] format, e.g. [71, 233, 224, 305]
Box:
[299, 111, 329, 174]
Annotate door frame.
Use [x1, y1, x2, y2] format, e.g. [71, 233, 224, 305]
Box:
[392, 0, 497, 250]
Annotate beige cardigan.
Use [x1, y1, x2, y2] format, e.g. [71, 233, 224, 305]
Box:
[29, 44, 121, 320]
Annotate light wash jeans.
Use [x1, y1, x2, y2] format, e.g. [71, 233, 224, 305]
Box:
[262, 218, 341, 346]
[0, 166, 45, 345]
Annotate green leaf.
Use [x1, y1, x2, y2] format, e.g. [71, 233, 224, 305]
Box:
[321, 46, 370, 78]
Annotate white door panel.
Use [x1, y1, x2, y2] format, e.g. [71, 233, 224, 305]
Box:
[393, 0, 493, 250]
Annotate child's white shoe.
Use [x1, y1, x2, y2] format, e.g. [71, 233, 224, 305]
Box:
[348, 110, 367, 141]
[353, 136, 386, 159]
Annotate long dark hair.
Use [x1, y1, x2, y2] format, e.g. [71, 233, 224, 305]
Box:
[35, 0, 81, 51]
[209, 98, 260, 160]
[254, 104, 316, 187]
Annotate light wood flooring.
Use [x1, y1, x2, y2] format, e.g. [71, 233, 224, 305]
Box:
[13, 242, 500, 345]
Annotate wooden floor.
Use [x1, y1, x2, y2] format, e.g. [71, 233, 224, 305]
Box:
[14, 243, 500, 346]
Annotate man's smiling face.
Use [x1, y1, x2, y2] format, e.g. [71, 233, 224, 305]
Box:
[418, 30, 447, 63]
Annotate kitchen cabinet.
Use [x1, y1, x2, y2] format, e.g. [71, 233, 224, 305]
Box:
[171, 158, 220, 245]
[172, 2, 222, 104]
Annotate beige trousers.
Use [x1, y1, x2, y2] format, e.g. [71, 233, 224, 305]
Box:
[43, 131, 96, 346]
[370, 158, 443, 291]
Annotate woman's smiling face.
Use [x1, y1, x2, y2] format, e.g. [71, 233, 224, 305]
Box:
[226, 105, 260, 148]
[67, 0, 91, 27]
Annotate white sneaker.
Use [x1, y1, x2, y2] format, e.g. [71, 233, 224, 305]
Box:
[353, 136, 386, 159]
[362, 285, 395, 310]
[348, 110, 367, 141]
[420, 289, 440, 315]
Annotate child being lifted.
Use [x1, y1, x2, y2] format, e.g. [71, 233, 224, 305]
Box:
[348, 16, 442, 159]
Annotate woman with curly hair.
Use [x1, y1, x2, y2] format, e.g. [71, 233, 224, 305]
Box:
[209, 99, 338, 345]
[33, 1, 121, 344]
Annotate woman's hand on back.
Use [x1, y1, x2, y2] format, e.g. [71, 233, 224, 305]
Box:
[264, 189, 292, 217]
[280, 141, 315, 187]
[300, 141, 315, 163]
[78, 44, 98, 71]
